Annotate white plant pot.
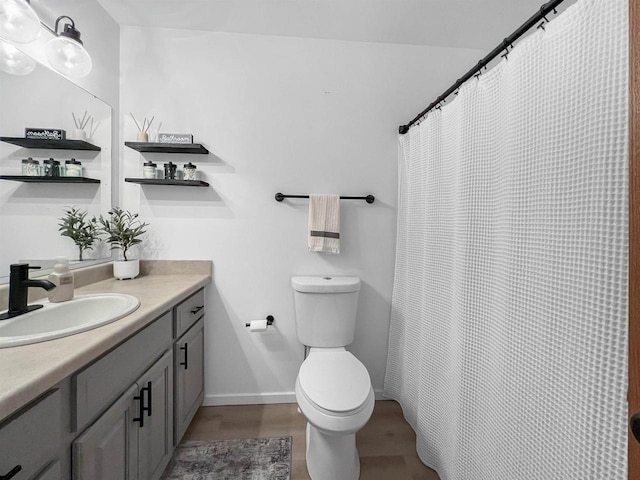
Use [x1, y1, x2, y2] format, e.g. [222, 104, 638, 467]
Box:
[113, 259, 140, 280]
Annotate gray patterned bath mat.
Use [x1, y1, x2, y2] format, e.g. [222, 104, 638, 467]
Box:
[161, 437, 291, 480]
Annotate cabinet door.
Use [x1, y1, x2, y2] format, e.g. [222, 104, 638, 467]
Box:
[174, 317, 204, 444]
[72, 385, 139, 480]
[137, 350, 174, 480]
[0, 389, 62, 480]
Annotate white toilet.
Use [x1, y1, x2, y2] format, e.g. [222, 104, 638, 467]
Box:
[292, 276, 375, 480]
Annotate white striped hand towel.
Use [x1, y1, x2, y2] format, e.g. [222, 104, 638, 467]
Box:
[308, 194, 340, 254]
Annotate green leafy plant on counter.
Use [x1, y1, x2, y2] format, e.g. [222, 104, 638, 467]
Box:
[98, 207, 149, 261]
[58, 207, 99, 261]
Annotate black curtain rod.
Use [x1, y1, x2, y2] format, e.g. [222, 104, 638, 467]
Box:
[399, 0, 567, 135]
[275, 193, 375, 204]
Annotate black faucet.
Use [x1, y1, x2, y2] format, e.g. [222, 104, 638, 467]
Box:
[0, 264, 56, 320]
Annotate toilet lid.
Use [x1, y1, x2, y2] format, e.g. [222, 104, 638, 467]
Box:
[298, 351, 371, 413]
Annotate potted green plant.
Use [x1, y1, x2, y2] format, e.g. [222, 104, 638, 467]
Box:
[58, 207, 99, 261]
[98, 206, 149, 280]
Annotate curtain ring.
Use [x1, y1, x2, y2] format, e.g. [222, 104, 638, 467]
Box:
[539, 6, 549, 22]
[501, 38, 512, 61]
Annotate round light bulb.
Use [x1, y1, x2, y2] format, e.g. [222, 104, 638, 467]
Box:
[0, 0, 40, 44]
[0, 38, 35, 75]
[45, 35, 92, 78]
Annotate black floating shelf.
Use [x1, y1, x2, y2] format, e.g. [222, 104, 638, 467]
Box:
[0, 175, 100, 184]
[125, 178, 210, 187]
[124, 142, 209, 154]
[1, 137, 101, 151]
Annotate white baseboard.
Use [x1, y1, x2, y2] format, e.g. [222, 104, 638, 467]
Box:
[204, 389, 386, 406]
[204, 392, 297, 406]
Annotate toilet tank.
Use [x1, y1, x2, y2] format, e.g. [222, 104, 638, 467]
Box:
[291, 276, 361, 347]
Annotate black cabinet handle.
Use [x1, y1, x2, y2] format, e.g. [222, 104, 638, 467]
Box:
[180, 343, 189, 370]
[0, 465, 22, 480]
[143, 381, 152, 418]
[133, 382, 152, 427]
[190, 305, 204, 315]
[133, 390, 145, 428]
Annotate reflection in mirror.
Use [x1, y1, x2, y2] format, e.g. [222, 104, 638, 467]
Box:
[0, 60, 112, 283]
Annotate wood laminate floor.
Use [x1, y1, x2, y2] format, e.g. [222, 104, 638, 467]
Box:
[183, 400, 441, 480]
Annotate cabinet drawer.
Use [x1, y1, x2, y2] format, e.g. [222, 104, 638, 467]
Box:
[73, 312, 172, 432]
[0, 390, 61, 480]
[174, 289, 205, 339]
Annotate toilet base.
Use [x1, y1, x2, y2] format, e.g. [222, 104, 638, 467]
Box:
[305, 422, 360, 480]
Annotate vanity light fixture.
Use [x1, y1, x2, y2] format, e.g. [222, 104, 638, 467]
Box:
[0, 37, 35, 75]
[44, 15, 92, 78]
[0, 0, 40, 44]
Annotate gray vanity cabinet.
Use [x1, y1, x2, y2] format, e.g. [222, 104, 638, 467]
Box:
[1, 286, 206, 480]
[0, 389, 63, 480]
[73, 349, 173, 480]
[174, 316, 204, 444]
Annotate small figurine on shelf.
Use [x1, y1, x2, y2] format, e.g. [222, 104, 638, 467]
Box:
[130, 113, 154, 142]
[71, 110, 92, 140]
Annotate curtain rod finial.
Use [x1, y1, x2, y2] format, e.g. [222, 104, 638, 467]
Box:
[399, 125, 410, 135]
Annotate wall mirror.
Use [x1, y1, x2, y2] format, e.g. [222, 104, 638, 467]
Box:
[0, 59, 113, 284]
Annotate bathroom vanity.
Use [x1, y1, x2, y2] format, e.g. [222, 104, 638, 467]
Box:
[0, 261, 211, 480]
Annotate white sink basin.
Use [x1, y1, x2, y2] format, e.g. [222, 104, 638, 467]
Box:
[0, 293, 140, 348]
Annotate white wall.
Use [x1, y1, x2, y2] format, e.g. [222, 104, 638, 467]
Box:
[120, 26, 483, 404]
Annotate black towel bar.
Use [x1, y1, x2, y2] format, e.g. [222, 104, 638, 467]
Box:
[275, 193, 375, 204]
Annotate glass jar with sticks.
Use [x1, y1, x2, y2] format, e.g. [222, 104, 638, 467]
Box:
[130, 113, 154, 142]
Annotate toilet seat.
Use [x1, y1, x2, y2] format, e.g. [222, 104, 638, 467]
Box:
[298, 349, 371, 417]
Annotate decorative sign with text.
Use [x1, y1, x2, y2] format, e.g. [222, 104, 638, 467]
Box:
[25, 128, 66, 140]
[157, 133, 193, 144]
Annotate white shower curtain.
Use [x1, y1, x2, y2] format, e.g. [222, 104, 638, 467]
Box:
[384, 1, 628, 479]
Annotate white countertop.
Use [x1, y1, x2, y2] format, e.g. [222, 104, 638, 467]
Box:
[0, 263, 211, 423]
